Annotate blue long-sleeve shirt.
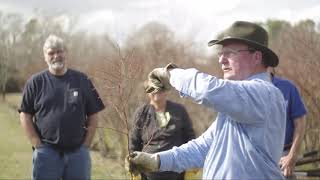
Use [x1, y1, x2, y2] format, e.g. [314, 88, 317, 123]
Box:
[158, 68, 286, 179]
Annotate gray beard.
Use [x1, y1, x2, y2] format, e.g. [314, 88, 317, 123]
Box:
[48, 61, 65, 71]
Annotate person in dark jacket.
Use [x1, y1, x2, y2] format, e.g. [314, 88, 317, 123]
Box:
[129, 81, 195, 180]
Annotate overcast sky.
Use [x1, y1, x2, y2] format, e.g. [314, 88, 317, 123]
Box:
[0, 0, 319, 46]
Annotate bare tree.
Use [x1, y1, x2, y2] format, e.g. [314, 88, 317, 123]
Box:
[0, 12, 22, 100]
[88, 39, 144, 178]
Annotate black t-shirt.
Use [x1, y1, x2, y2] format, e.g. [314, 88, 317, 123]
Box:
[20, 69, 105, 149]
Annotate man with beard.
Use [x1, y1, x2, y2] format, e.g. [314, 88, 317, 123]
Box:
[19, 35, 105, 180]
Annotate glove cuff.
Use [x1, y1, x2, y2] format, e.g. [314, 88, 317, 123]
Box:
[156, 154, 160, 170]
[150, 154, 160, 171]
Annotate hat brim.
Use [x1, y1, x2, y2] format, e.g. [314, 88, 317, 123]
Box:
[145, 86, 168, 94]
[208, 37, 279, 67]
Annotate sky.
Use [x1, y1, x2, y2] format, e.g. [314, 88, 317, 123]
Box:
[0, 0, 319, 46]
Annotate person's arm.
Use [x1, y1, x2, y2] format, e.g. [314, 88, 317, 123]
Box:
[290, 116, 306, 159]
[169, 68, 281, 124]
[278, 79, 307, 176]
[20, 112, 41, 148]
[83, 113, 99, 147]
[280, 115, 306, 176]
[158, 120, 216, 172]
[82, 76, 105, 148]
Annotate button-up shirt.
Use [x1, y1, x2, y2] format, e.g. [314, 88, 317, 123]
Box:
[158, 68, 286, 179]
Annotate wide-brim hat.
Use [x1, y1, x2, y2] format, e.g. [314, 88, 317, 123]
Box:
[208, 21, 279, 67]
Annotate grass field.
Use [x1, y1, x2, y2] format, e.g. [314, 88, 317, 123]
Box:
[0, 94, 31, 178]
[0, 93, 128, 179]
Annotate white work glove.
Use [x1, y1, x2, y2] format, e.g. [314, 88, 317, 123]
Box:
[147, 63, 177, 93]
[125, 151, 160, 175]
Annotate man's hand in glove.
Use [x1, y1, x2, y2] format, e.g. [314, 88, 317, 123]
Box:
[148, 63, 178, 93]
[125, 151, 160, 174]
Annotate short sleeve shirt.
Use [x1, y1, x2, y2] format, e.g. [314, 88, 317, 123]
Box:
[272, 76, 307, 146]
[19, 69, 105, 149]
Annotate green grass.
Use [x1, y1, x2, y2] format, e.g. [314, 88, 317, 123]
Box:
[0, 93, 128, 179]
[0, 95, 31, 178]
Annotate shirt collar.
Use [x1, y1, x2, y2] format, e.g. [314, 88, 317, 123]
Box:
[246, 72, 271, 82]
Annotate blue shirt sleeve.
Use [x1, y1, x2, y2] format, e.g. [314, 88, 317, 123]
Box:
[169, 68, 275, 124]
[159, 120, 216, 172]
[289, 84, 307, 120]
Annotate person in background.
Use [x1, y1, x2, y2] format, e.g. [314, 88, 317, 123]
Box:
[270, 70, 307, 179]
[127, 21, 287, 179]
[19, 34, 105, 180]
[129, 81, 195, 180]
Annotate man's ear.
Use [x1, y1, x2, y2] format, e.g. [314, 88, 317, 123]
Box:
[253, 51, 263, 66]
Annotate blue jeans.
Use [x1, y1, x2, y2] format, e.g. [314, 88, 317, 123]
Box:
[32, 144, 91, 180]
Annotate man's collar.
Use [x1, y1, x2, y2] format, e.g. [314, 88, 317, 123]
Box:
[247, 72, 271, 82]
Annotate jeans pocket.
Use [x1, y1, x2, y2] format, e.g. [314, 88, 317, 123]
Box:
[35, 143, 45, 149]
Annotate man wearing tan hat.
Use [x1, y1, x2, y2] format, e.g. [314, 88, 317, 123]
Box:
[126, 21, 286, 179]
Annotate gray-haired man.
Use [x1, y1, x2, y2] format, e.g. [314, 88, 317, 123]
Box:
[19, 35, 105, 179]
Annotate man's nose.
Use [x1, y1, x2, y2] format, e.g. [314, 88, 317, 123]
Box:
[53, 52, 61, 58]
[218, 56, 228, 65]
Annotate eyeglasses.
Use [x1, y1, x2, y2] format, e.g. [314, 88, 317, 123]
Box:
[217, 48, 256, 58]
